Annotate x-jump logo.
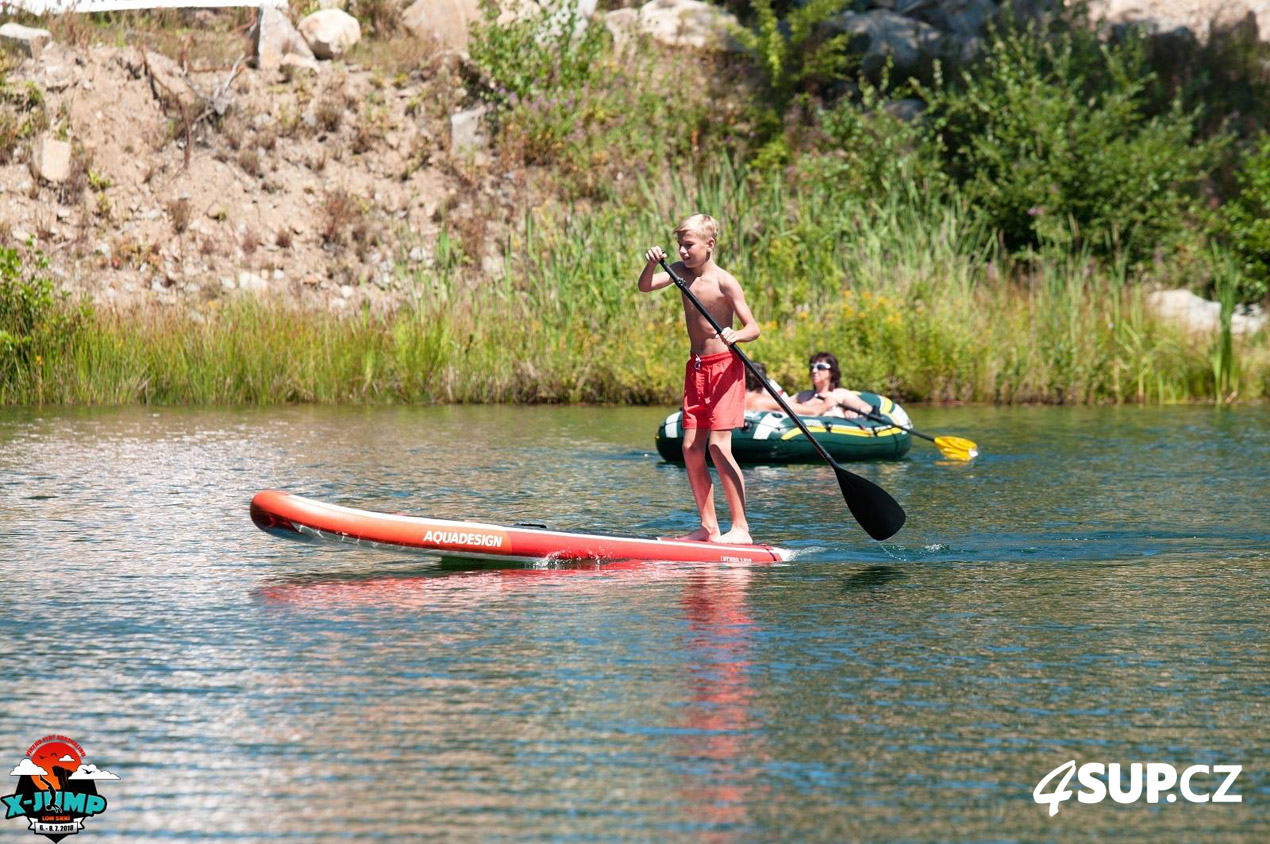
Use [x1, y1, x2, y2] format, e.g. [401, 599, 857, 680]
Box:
[3, 736, 119, 841]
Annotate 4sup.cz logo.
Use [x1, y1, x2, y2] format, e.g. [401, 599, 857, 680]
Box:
[1034, 759, 1242, 816]
[3, 735, 119, 841]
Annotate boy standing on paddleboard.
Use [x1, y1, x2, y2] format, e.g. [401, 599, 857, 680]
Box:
[638, 214, 760, 544]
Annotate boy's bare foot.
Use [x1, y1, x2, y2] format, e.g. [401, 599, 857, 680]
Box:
[677, 527, 719, 542]
[714, 528, 753, 545]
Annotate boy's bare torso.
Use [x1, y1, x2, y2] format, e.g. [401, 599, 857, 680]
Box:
[674, 263, 739, 356]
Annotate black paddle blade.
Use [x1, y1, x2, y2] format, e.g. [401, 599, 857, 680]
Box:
[835, 466, 907, 541]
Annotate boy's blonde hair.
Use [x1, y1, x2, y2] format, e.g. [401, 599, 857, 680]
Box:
[675, 213, 719, 243]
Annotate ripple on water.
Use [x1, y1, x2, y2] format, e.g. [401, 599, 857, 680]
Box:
[0, 404, 1267, 842]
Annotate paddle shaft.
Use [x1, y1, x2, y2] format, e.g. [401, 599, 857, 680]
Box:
[857, 408, 937, 444]
[858, 406, 977, 459]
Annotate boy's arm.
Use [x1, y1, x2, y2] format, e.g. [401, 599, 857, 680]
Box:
[718, 276, 760, 344]
[638, 247, 675, 292]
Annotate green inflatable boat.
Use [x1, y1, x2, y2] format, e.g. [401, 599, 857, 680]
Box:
[655, 392, 912, 463]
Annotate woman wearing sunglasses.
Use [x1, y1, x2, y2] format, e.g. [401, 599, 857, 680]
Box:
[790, 352, 875, 419]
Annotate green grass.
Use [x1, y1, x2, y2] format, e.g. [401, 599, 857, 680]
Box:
[5, 167, 1264, 407]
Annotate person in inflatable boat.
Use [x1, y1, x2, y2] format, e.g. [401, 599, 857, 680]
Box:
[793, 352, 875, 419]
[742, 361, 789, 412]
[744, 354, 873, 419]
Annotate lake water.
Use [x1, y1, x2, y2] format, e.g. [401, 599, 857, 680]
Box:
[1, 404, 1267, 841]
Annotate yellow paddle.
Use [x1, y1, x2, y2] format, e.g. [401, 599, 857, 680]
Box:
[857, 408, 980, 461]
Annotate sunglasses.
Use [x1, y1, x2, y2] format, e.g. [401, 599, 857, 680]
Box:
[810, 362, 833, 372]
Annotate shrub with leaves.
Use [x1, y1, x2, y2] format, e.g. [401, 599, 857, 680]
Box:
[469, 0, 609, 108]
[915, 21, 1223, 262]
[0, 77, 49, 164]
[1216, 135, 1270, 302]
[733, 0, 856, 165]
[0, 247, 91, 398]
[734, 0, 855, 114]
[799, 66, 947, 199]
[469, 0, 712, 199]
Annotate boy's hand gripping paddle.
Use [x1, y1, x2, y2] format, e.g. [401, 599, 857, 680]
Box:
[658, 257, 906, 541]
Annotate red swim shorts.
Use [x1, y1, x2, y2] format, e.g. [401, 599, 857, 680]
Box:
[682, 351, 745, 430]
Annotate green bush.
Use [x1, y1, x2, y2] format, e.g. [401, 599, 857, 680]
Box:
[494, 72, 710, 199]
[469, 0, 713, 199]
[798, 67, 948, 199]
[0, 77, 48, 164]
[0, 247, 92, 400]
[734, 0, 855, 116]
[1216, 135, 1270, 302]
[916, 21, 1223, 263]
[468, 0, 609, 107]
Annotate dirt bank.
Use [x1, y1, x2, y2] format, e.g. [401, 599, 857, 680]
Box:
[2, 18, 511, 312]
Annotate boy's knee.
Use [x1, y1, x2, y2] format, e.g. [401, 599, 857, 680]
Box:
[708, 443, 734, 463]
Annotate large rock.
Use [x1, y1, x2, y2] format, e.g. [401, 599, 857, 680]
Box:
[450, 105, 488, 152]
[1085, 0, 1270, 44]
[832, 9, 945, 73]
[404, 0, 597, 52]
[298, 9, 362, 60]
[1146, 288, 1268, 336]
[0, 22, 52, 60]
[252, 6, 317, 71]
[33, 135, 71, 183]
[909, 0, 997, 38]
[604, 7, 640, 45]
[628, 0, 742, 51]
[403, 0, 482, 51]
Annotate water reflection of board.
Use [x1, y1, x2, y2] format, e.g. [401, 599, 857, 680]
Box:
[251, 490, 791, 565]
